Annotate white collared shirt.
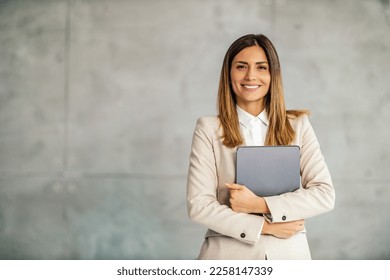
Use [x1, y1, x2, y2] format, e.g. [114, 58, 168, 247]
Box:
[236, 105, 269, 146]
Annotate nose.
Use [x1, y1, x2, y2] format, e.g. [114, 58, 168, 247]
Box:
[244, 67, 257, 80]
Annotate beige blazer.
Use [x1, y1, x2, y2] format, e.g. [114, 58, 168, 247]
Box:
[186, 114, 335, 260]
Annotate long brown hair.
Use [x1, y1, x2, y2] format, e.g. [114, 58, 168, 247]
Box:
[217, 34, 308, 147]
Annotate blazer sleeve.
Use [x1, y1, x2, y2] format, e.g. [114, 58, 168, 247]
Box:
[263, 115, 335, 223]
[187, 117, 264, 245]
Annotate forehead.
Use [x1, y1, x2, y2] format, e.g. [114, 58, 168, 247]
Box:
[232, 45, 268, 63]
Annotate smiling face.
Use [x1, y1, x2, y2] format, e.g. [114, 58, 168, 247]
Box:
[230, 45, 271, 116]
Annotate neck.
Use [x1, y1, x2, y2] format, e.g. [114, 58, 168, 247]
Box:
[237, 101, 264, 116]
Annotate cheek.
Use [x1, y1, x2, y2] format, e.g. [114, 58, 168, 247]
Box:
[230, 69, 244, 83]
[259, 71, 270, 80]
[231, 82, 240, 95]
[260, 74, 271, 89]
[265, 73, 271, 84]
[230, 75, 240, 94]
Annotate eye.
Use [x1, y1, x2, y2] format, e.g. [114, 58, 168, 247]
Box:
[258, 65, 268, 70]
[235, 64, 247, 70]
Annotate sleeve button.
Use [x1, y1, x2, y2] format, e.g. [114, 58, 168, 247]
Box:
[240, 233, 246, 238]
[282, 215, 287, 221]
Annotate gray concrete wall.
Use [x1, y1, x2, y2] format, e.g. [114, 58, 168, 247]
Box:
[0, 0, 389, 259]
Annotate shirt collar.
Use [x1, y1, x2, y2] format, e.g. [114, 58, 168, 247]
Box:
[236, 105, 269, 127]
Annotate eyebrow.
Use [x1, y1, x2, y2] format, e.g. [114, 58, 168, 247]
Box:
[235, 61, 268, 65]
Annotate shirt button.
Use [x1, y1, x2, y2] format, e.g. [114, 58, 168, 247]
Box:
[282, 215, 287, 221]
[240, 233, 246, 238]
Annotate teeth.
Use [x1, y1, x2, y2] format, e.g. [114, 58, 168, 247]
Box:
[243, 85, 259, 89]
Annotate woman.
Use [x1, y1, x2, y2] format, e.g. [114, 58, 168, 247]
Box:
[186, 34, 335, 260]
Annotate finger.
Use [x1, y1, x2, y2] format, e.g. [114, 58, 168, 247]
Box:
[225, 183, 243, 190]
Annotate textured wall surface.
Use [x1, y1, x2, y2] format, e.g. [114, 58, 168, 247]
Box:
[0, 0, 389, 259]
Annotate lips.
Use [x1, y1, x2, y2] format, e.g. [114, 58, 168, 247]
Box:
[242, 84, 260, 89]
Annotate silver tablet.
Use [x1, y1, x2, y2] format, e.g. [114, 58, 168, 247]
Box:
[235, 145, 301, 197]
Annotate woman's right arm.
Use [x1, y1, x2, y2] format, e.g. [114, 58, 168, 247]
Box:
[187, 117, 264, 245]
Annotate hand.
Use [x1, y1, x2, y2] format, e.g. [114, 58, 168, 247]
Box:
[262, 219, 305, 239]
[225, 183, 266, 214]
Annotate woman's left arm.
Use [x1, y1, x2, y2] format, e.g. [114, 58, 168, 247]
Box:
[263, 115, 335, 223]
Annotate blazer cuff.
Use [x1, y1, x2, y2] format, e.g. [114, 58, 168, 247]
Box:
[263, 196, 292, 223]
[233, 214, 264, 245]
